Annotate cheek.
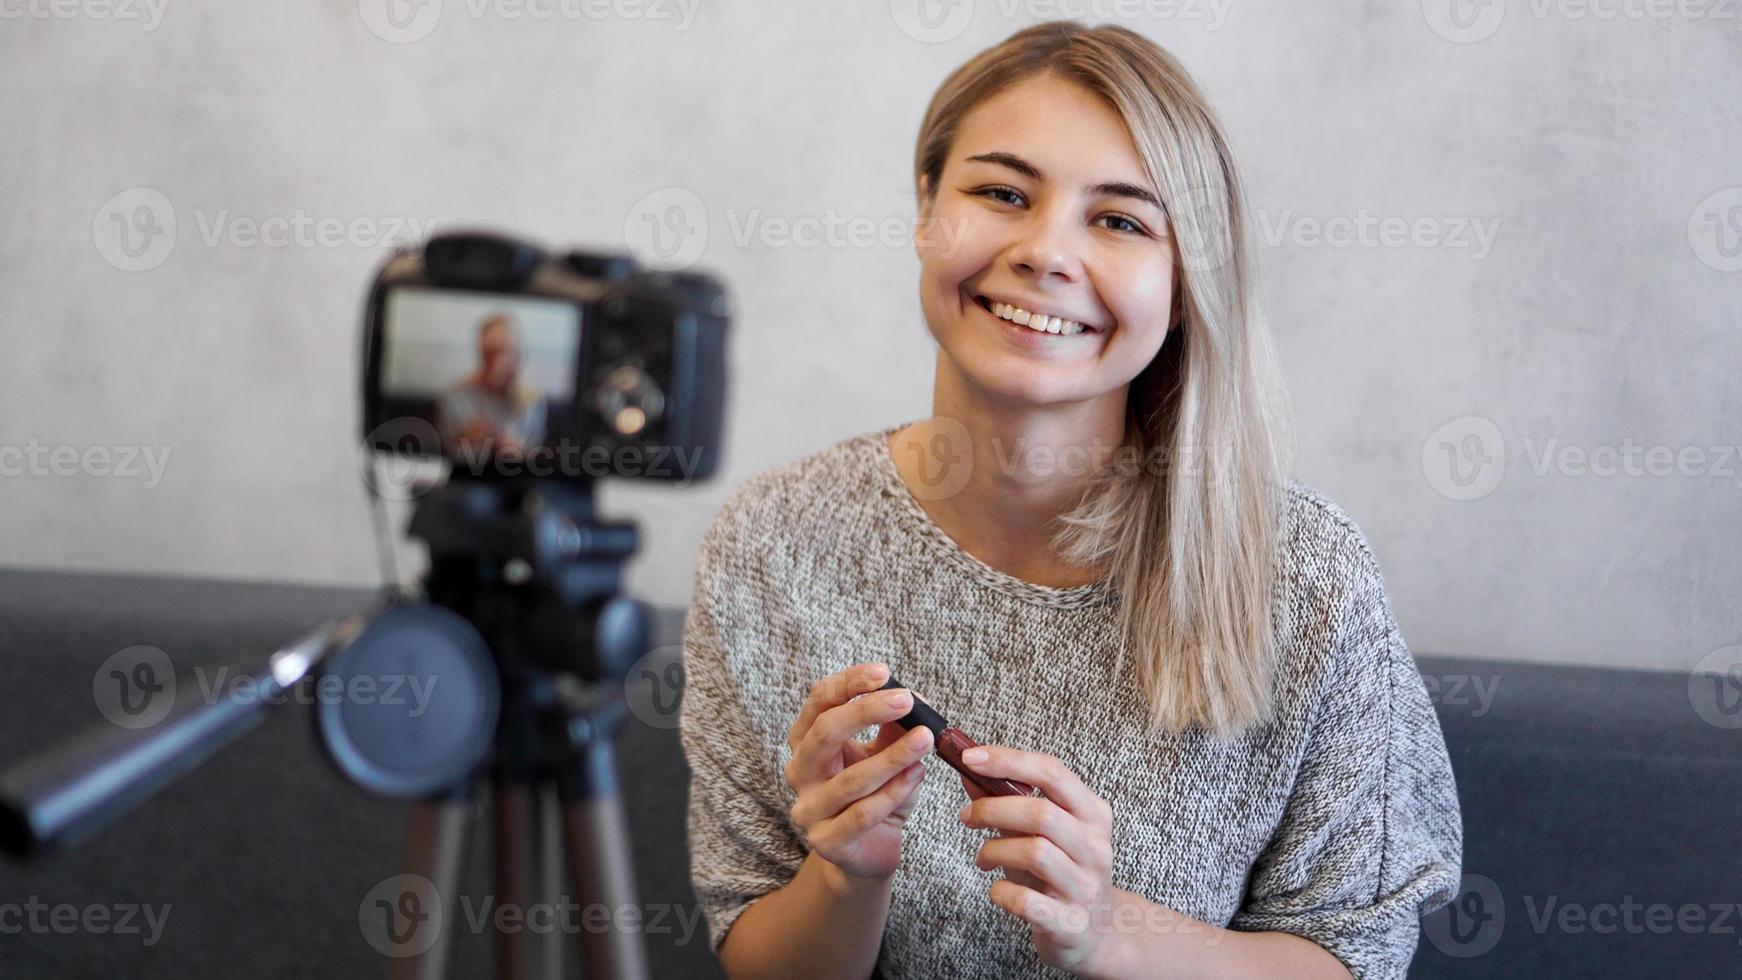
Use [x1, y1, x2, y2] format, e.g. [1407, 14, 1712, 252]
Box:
[919, 203, 1000, 293]
[1102, 259, 1176, 345]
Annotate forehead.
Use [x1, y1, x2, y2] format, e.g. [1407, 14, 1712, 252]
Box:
[948, 73, 1150, 185]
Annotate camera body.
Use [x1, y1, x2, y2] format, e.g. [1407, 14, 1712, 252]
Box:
[361, 231, 730, 484]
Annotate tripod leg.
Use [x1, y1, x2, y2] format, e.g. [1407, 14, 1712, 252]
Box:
[559, 739, 650, 980]
[533, 782, 570, 978]
[387, 795, 474, 980]
[494, 783, 530, 980]
[495, 779, 576, 980]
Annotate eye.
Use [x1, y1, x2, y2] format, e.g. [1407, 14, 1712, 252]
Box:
[972, 185, 1028, 208]
[1096, 213, 1150, 236]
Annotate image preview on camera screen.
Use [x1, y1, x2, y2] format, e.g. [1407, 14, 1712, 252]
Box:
[377, 288, 581, 463]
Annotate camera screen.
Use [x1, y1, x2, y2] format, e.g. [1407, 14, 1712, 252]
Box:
[376, 287, 581, 459]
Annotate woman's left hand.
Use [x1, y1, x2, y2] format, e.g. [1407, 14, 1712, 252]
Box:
[956, 745, 1123, 977]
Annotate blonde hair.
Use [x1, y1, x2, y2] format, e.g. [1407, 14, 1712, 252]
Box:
[914, 22, 1294, 741]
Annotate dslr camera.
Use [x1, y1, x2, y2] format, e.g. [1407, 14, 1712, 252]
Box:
[361, 230, 730, 484]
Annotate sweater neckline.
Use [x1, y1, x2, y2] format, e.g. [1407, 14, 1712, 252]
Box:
[867, 420, 1115, 611]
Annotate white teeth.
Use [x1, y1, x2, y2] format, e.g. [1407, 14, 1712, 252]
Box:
[984, 299, 1090, 337]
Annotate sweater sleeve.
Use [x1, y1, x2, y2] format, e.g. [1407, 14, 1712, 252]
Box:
[678, 505, 809, 954]
[1226, 542, 1464, 979]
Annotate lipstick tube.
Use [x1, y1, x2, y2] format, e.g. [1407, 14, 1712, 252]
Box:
[876, 676, 1037, 798]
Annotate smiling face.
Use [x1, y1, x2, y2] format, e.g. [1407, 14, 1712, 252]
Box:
[915, 72, 1177, 410]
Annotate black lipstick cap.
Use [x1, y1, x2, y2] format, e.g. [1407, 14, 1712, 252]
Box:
[876, 675, 948, 737]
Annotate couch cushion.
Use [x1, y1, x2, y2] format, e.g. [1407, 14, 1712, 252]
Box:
[1408, 654, 1741, 976]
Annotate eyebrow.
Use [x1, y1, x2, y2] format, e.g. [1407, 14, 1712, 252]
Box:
[964, 151, 1166, 213]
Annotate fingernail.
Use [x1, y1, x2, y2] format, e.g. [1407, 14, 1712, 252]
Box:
[957, 803, 972, 822]
[884, 689, 911, 707]
[869, 662, 889, 680]
[907, 727, 931, 749]
[961, 748, 987, 765]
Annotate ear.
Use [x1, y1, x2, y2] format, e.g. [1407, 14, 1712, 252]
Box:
[913, 174, 934, 258]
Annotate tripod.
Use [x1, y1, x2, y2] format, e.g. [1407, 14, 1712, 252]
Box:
[356, 478, 653, 980]
[0, 476, 656, 980]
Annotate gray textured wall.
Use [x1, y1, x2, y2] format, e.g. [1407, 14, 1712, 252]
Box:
[1, 1, 1737, 673]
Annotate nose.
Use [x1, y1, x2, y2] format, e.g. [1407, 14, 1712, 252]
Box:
[1006, 207, 1083, 283]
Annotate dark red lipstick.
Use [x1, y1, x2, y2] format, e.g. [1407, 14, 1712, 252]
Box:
[876, 676, 1037, 798]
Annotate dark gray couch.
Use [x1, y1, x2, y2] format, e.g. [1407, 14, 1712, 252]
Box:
[0, 570, 1735, 978]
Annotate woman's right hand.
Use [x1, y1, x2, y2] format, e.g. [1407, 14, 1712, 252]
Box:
[784, 662, 935, 881]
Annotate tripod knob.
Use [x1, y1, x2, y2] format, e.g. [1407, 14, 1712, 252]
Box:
[593, 596, 651, 682]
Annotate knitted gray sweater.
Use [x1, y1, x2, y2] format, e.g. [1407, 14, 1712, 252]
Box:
[678, 422, 1462, 979]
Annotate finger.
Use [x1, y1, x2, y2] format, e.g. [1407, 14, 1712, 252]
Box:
[972, 834, 1099, 904]
[958, 796, 1107, 871]
[793, 726, 933, 828]
[987, 880, 1087, 944]
[788, 662, 890, 752]
[844, 717, 916, 768]
[868, 717, 915, 753]
[956, 747, 1108, 825]
[842, 717, 901, 767]
[808, 757, 927, 848]
[791, 685, 916, 785]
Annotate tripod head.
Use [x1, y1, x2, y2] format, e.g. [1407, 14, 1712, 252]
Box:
[317, 475, 652, 802]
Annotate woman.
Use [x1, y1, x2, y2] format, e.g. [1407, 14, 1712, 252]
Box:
[678, 21, 1461, 980]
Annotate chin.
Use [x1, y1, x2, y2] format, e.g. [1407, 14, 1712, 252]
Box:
[954, 357, 1094, 407]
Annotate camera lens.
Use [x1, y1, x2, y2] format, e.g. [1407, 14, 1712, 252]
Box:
[594, 364, 666, 436]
